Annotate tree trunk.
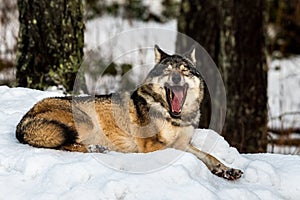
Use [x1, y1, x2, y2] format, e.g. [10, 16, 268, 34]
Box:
[16, 0, 85, 93]
[177, 0, 268, 153]
[177, 0, 220, 130]
[221, 0, 268, 153]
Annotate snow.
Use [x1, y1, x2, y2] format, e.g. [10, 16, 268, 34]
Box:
[267, 56, 300, 154]
[84, 15, 177, 64]
[268, 56, 300, 128]
[0, 85, 300, 199]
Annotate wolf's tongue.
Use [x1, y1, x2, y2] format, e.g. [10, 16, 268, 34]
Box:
[171, 88, 184, 113]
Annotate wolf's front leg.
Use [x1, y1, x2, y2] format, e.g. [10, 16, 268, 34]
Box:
[186, 144, 243, 180]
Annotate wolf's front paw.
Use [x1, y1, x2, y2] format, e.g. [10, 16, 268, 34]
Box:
[211, 164, 243, 180]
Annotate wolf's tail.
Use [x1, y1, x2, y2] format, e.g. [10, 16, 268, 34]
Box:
[16, 117, 77, 149]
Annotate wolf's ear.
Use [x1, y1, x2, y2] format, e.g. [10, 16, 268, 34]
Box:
[154, 45, 169, 64]
[184, 47, 196, 64]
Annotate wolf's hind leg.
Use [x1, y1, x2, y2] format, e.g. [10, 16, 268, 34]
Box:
[186, 144, 243, 180]
[61, 143, 88, 152]
[62, 144, 110, 153]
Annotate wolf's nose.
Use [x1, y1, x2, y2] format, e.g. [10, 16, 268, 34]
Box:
[172, 72, 181, 84]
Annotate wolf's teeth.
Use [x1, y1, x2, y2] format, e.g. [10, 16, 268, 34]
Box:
[168, 88, 172, 100]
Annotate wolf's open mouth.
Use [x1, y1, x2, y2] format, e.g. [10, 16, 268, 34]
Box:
[165, 83, 188, 117]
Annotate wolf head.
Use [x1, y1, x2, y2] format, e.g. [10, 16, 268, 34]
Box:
[141, 45, 204, 125]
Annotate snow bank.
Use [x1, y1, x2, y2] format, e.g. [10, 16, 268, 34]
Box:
[0, 86, 300, 199]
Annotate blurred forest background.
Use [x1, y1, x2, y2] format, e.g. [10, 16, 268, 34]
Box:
[0, 0, 300, 154]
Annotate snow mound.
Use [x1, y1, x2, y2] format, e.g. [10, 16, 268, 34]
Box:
[0, 86, 300, 199]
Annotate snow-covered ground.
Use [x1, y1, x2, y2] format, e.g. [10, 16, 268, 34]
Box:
[0, 85, 300, 200]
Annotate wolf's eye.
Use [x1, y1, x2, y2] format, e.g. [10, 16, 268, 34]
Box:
[181, 69, 189, 75]
[179, 64, 189, 75]
[164, 65, 172, 73]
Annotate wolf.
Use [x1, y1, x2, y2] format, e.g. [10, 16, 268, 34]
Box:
[16, 45, 242, 180]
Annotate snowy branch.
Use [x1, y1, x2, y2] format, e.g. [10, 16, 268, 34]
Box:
[268, 127, 300, 135]
[268, 138, 300, 146]
[269, 111, 300, 120]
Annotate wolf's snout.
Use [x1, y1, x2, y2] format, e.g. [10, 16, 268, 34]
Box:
[172, 72, 181, 84]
